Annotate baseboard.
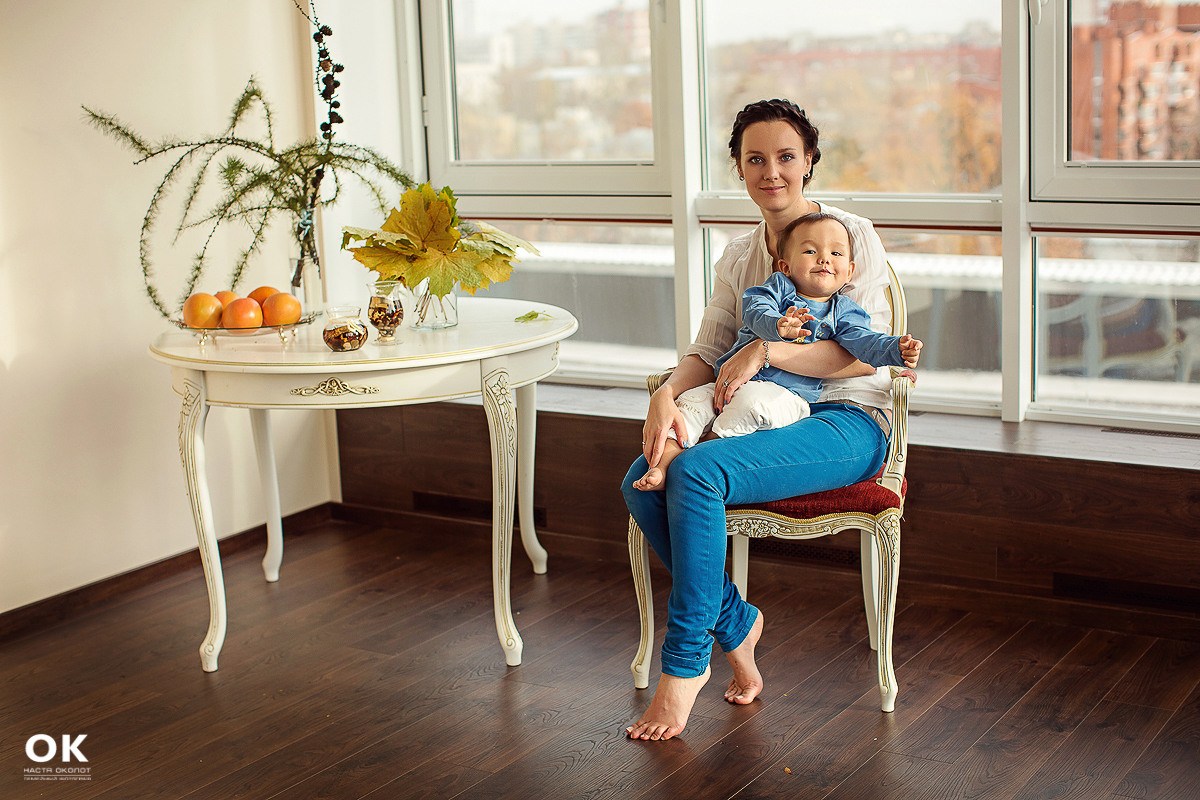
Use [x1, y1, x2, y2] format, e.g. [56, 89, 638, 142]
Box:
[0, 503, 334, 644]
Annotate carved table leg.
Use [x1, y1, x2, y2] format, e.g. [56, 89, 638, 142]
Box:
[515, 382, 548, 574]
[249, 408, 283, 582]
[482, 364, 523, 666]
[174, 371, 226, 672]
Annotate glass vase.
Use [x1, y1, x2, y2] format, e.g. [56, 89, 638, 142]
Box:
[366, 280, 405, 344]
[290, 251, 323, 310]
[321, 305, 368, 352]
[406, 278, 459, 330]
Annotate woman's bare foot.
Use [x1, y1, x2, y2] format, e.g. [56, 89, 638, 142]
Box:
[626, 667, 710, 741]
[724, 609, 764, 704]
[632, 466, 666, 491]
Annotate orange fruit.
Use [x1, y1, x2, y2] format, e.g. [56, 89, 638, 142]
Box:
[182, 293, 224, 328]
[248, 285, 281, 308]
[262, 292, 302, 326]
[214, 290, 239, 308]
[221, 297, 263, 328]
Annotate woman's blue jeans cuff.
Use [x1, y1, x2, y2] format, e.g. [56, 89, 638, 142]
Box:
[719, 604, 758, 654]
[660, 652, 711, 678]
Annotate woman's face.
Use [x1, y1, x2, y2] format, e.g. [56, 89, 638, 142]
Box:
[736, 120, 813, 218]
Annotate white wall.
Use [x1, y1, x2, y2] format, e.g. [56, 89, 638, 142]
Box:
[0, 0, 409, 615]
[316, 0, 421, 306]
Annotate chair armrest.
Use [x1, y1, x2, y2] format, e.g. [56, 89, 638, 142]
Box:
[646, 369, 674, 396]
[877, 368, 915, 497]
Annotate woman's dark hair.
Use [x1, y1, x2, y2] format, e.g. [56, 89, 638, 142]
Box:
[728, 99, 821, 187]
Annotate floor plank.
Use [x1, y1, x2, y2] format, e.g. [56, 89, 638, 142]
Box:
[880, 620, 1089, 764]
[1113, 680, 1200, 800]
[1011, 700, 1171, 800]
[872, 630, 1153, 800]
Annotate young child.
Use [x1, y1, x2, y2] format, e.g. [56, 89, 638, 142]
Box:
[634, 212, 922, 491]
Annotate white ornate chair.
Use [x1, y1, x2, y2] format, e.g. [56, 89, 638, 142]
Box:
[628, 264, 914, 712]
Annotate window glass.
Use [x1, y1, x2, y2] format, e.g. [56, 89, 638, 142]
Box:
[705, 226, 1002, 404]
[447, 0, 654, 162]
[882, 231, 1002, 403]
[1036, 235, 1200, 414]
[479, 222, 676, 374]
[702, 1, 1001, 193]
[1069, 1, 1200, 163]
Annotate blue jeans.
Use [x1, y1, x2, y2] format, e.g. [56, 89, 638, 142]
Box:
[621, 403, 889, 678]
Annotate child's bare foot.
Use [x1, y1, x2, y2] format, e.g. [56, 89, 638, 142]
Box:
[633, 467, 666, 491]
[633, 440, 685, 492]
[723, 608, 764, 704]
[626, 667, 710, 741]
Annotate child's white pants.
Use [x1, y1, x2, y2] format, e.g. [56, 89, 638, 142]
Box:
[669, 380, 811, 445]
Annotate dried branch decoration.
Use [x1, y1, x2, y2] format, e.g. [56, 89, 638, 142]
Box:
[83, 0, 413, 318]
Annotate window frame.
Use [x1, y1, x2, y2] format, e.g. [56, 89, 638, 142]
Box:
[1030, 0, 1200, 204]
[417, 0, 673, 197]
[388, 0, 1200, 433]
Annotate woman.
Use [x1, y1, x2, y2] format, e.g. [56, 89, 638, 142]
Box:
[622, 99, 894, 741]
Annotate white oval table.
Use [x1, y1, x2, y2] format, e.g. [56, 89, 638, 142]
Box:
[150, 297, 578, 671]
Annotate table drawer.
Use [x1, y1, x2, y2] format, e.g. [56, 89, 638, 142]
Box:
[204, 363, 483, 408]
[197, 344, 560, 409]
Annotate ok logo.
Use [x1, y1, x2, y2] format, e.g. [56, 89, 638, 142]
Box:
[25, 734, 88, 763]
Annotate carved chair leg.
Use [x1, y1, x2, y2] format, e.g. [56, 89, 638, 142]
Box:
[730, 533, 750, 599]
[874, 514, 902, 712]
[628, 517, 654, 690]
[860, 528, 879, 651]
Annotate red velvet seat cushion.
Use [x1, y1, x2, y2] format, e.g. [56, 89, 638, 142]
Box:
[730, 467, 906, 520]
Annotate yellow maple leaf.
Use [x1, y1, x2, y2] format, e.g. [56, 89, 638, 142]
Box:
[404, 247, 488, 298]
[386, 183, 459, 252]
[455, 238, 514, 293]
[341, 183, 536, 298]
[462, 220, 541, 258]
[346, 245, 413, 282]
[474, 252, 515, 291]
[341, 225, 417, 251]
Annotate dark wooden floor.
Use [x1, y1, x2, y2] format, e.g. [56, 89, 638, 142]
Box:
[3, 514, 1200, 800]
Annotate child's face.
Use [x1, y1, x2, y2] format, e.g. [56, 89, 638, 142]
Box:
[779, 218, 856, 300]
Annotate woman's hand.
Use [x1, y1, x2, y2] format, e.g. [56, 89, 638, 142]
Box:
[643, 387, 689, 468]
[713, 340, 769, 412]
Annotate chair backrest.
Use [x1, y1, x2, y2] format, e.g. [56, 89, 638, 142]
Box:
[885, 262, 907, 338]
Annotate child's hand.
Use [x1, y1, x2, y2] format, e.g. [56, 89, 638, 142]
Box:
[776, 307, 813, 342]
[898, 334, 923, 368]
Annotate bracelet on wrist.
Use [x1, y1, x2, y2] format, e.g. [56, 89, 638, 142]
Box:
[761, 340, 770, 371]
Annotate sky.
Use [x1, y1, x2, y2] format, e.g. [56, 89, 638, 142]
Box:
[455, 0, 997, 44]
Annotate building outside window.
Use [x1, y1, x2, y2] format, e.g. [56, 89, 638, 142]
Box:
[702, 0, 1002, 195]
[1032, 0, 1200, 201]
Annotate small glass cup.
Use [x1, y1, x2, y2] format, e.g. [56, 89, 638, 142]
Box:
[367, 280, 405, 344]
[321, 305, 368, 352]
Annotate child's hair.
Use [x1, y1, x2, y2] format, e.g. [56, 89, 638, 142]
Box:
[777, 212, 854, 263]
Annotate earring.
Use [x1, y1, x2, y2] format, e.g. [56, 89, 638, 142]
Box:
[738, 174, 744, 181]
[804, 170, 812, 180]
